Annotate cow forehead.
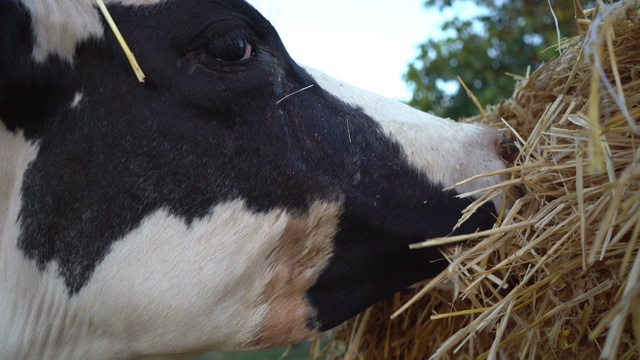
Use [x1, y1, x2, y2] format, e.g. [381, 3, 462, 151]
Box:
[21, 0, 170, 62]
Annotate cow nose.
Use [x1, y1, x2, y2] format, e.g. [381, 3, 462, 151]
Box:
[497, 136, 519, 165]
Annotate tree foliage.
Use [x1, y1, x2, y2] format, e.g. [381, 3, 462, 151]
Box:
[405, 0, 579, 119]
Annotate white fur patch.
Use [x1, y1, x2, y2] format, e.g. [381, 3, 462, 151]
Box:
[19, 0, 166, 62]
[1, 190, 340, 358]
[0, 124, 49, 358]
[0, 124, 39, 253]
[69, 92, 84, 109]
[304, 66, 508, 211]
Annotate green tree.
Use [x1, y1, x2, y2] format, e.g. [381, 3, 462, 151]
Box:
[405, 0, 579, 120]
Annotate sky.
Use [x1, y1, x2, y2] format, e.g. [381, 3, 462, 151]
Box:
[246, 0, 448, 102]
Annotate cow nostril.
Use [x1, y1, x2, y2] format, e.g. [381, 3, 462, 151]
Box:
[498, 137, 519, 165]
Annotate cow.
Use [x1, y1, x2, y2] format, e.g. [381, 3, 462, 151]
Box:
[0, 0, 513, 359]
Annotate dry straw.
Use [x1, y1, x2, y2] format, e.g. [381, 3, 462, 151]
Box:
[326, 1, 640, 359]
[95, 0, 146, 83]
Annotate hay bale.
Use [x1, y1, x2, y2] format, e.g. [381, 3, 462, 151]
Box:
[326, 1, 640, 359]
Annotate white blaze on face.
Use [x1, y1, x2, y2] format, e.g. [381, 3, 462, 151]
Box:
[19, 0, 166, 62]
[304, 66, 508, 211]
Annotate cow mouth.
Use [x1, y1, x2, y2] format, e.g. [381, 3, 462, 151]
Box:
[498, 137, 519, 165]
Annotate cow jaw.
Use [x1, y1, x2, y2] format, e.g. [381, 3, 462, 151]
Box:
[1, 118, 338, 356]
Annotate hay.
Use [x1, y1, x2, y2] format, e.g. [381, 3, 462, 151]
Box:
[327, 1, 640, 359]
[95, 0, 145, 83]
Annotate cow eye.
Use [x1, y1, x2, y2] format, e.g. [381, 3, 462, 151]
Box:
[206, 33, 253, 62]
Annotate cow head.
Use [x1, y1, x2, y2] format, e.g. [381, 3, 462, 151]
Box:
[0, 0, 511, 358]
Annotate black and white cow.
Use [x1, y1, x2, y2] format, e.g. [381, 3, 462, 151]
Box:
[0, 0, 512, 358]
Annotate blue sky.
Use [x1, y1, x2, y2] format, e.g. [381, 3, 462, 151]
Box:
[246, 0, 460, 101]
